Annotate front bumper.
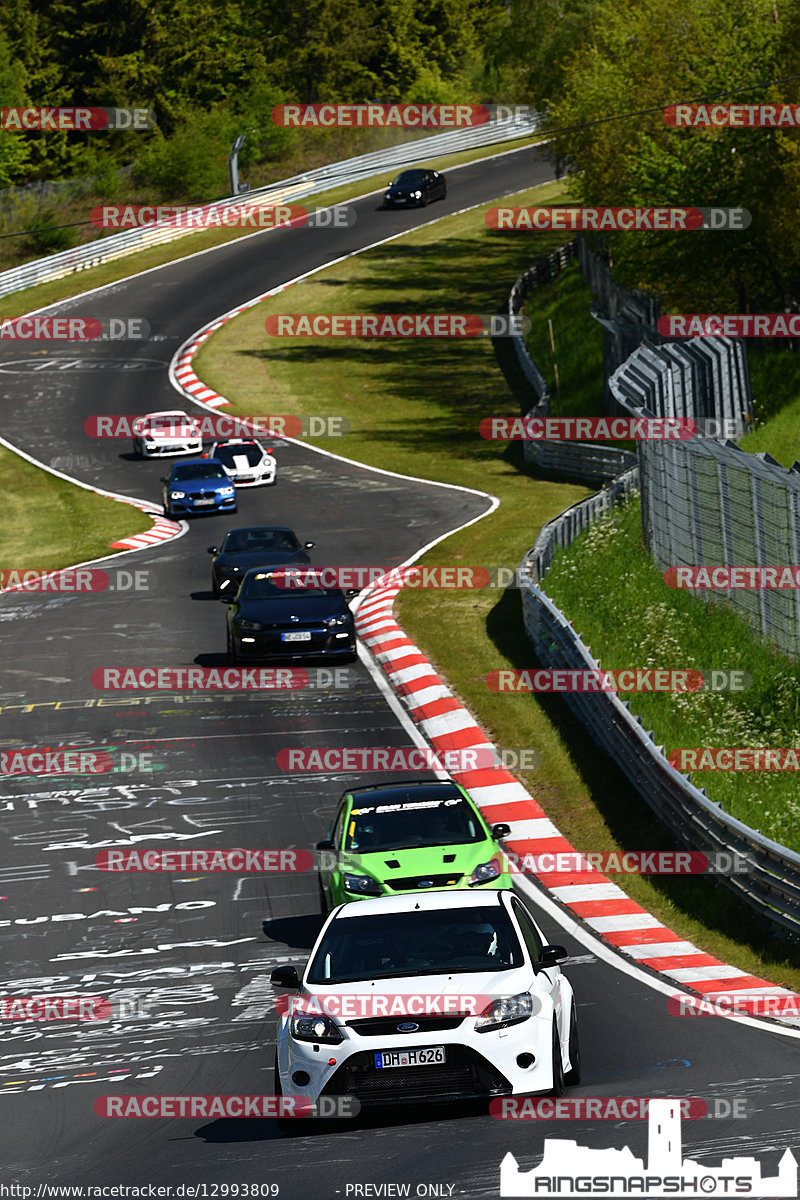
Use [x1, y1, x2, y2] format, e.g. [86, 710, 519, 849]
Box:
[331, 873, 513, 906]
[277, 1012, 554, 1108]
[232, 628, 355, 660]
[139, 439, 203, 457]
[167, 493, 237, 515]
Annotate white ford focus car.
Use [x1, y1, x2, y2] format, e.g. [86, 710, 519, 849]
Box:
[270, 889, 580, 1111]
[206, 438, 276, 487]
[132, 410, 203, 458]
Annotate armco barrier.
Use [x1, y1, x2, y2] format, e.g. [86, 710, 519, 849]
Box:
[0, 115, 541, 301]
[508, 240, 637, 485]
[518, 481, 800, 938]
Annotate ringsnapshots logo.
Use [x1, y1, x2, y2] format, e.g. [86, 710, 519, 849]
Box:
[485, 206, 750, 231]
[0, 107, 155, 131]
[95, 848, 313, 872]
[276, 746, 542, 772]
[84, 413, 349, 439]
[486, 669, 752, 693]
[664, 102, 800, 127]
[0, 316, 150, 341]
[264, 314, 530, 337]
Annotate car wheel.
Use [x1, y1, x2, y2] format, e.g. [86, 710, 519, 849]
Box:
[318, 874, 329, 915]
[549, 1020, 565, 1096]
[133, 440, 143, 459]
[211, 576, 219, 597]
[274, 1053, 302, 1135]
[227, 630, 240, 664]
[564, 1000, 581, 1085]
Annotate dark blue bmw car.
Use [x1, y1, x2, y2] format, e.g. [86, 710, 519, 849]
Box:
[161, 458, 237, 518]
[224, 567, 356, 663]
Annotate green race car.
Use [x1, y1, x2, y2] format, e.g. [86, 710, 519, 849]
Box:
[315, 779, 513, 910]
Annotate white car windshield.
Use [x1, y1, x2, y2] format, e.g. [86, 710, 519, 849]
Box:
[306, 908, 522, 984]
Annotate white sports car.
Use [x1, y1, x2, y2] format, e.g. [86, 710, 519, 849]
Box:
[271, 888, 579, 1112]
[207, 438, 276, 487]
[132, 410, 203, 458]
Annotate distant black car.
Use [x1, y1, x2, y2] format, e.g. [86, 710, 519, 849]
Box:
[383, 169, 446, 208]
[224, 567, 356, 663]
[208, 526, 315, 596]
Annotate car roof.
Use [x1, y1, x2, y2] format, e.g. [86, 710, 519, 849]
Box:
[212, 439, 262, 447]
[143, 409, 198, 420]
[223, 525, 296, 536]
[344, 780, 467, 805]
[170, 456, 223, 469]
[329, 889, 508, 920]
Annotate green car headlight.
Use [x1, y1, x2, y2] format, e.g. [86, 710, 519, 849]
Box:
[468, 856, 503, 886]
[475, 991, 533, 1033]
[343, 873, 383, 897]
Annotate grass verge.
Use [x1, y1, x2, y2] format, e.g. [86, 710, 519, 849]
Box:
[195, 179, 800, 989]
[1, 445, 151, 571]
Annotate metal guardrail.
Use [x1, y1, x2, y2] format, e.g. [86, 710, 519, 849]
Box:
[0, 114, 542, 302]
[518, 481, 800, 938]
[507, 240, 637, 485]
[609, 343, 800, 656]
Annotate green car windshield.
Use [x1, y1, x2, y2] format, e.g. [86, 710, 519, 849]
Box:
[307, 907, 522, 984]
[345, 797, 485, 852]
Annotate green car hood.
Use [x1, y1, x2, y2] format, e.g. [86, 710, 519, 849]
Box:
[340, 840, 501, 889]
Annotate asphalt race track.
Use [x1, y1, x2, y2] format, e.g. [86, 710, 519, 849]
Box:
[1, 145, 798, 1197]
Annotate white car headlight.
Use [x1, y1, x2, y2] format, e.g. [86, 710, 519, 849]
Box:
[324, 614, 349, 628]
[169, 490, 186, 499]
[218, 485, 235, 496]
[290, 1013, 343, 1044]
[474, 991, 533, 1032]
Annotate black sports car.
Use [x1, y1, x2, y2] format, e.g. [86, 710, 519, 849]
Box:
[225, 567, 356, 663]
[208, 526, 315, 596]
[383, 168, 446, 208]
